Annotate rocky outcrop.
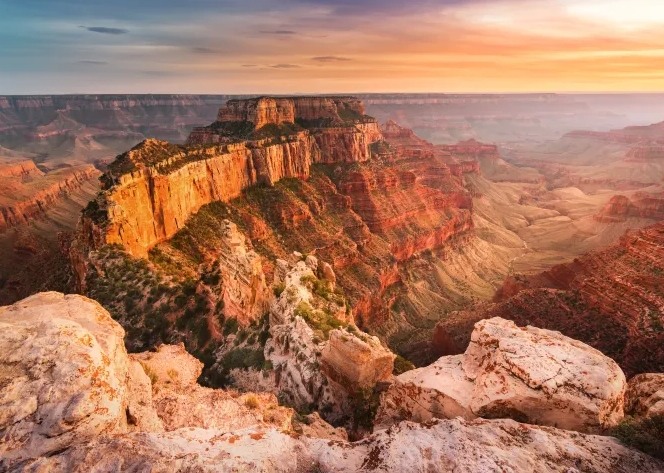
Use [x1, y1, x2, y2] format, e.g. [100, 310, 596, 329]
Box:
[216, 220, 270, 326]
[0, 293, 130, 468]
[378, 317, 626, 433]
[0, 164, 100, 231]
[132, 344, 293, 432]
[265, 257, 394, 419]
[0, 159, 42, 180]
[73, 137, 317, 259]
[0, 292, 342, 471]
[321, 329, 395, 391]
[218, 96, 368, 128]
[626, 374, 664, 418]
[16, 418, 664, 473]
[594, 193, 664, 222]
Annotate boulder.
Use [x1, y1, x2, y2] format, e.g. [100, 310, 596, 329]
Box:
[321, 329, 395, 391]
[377, 317, 626, 433]
[0, 293, 130, 468]
[132, 344, 293, 432]
[626, 373, 664, 418]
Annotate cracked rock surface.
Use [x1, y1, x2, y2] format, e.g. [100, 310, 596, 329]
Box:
[376, 317, 626, 433]
[0, 293, 130, 468]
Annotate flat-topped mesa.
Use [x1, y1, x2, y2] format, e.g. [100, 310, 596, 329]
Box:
[71, 97, 383, 279]
[218, 96, 368, 128]
[188, 96, 383, 163]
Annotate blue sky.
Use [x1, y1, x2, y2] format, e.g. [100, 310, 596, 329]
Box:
[2, 0, 664, 94]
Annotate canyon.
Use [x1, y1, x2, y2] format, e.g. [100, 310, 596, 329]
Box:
[1, 93, 664, 470]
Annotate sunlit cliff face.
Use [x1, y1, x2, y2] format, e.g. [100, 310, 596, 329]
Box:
[2, 0, 664, 93]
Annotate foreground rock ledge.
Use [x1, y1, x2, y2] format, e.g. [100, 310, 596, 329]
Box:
[377, 317, 627, 433]
[15, 418, 664, 473]
[2, 293, 662, 473]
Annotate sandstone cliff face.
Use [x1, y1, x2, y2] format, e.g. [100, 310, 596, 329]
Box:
[378, 317, 626, 433]
[0, 159, 42, 179]
[321, 329, 395, 392]
[219, 97, 296, 127]
[218, 96, 367, 128]
[216, 220, 270, 326]
[76, 137, 317, 259]
[73, 97, 384, 266]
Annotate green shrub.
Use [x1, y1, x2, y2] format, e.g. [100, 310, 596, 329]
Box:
[294, 301, 346, 339]
[393, 355, 416, 375]
[610, 414, 664, 460]
[273, 283, 286, 298]
[223, 317, 239, 335]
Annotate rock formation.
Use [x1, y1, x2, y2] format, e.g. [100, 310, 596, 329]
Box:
[216, 96, 368, 129]
[2, 292, 664, 472]
[263, 257, 394, 419]
[442, 221, 664, 378]
[216, 220, 270, 326]
[378, 318, 626, 433]
[71, 96, 383, 268]
[626, 374, 664, 418]
[594, 193, 664, 223]
[321, 329, 395, 392]
[15, 418, 664, 473]
[0, 163, 100, 231]
[0, 292, 130, 467]
[0, 292, 338, 471]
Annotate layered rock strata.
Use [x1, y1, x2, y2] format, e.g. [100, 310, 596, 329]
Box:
[0, 163, 100, 231]
[378, 317, 626, 433]
[72, 96, 383, 270]
[595, 193, 664, 223]
[459, 222, 664, 377]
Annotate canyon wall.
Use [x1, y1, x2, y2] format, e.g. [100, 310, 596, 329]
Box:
[79, 136, 317, 258]
[440, 221, 664, 377]
[73, 97, 384, 263]
[0, 163, 100, 231]
[594, 193, 664, 223]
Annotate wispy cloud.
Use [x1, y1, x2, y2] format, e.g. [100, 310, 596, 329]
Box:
[312, 56, 352, 62]
[271, 64, 301, 68]
[242, 64, 258, 67]
[84, 26, 129, 35]
[77, 60, 108, 65]
[260, 30, 297, 35]
[192, 47, 216, 54]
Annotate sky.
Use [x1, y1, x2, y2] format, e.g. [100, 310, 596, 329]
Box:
[1, 0, 664, 94]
